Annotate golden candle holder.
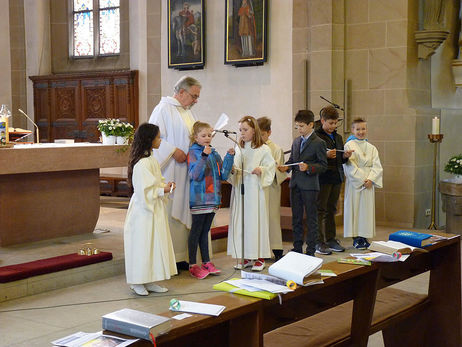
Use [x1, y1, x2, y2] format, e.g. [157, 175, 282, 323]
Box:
[78, 242, 100, 256]
[427, 134, 443, 229]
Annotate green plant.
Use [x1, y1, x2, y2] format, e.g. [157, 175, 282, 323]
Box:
[114, 122, 135, 138]
[97, 118, 120, 136]
[444, 154, 462, 175]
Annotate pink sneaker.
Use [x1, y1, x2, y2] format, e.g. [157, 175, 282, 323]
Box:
[189, 264, 208, 279]
[202, 262, 221, 275]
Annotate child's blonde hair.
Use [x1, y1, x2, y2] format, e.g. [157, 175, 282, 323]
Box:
[190, 121, 212, 143]
[239, 116, 265, 148]
[351, 117, 366, 129]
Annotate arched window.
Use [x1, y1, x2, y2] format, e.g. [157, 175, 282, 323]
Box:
[71, 0, 120, 57]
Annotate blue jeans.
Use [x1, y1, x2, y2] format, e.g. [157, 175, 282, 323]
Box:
[188, 212, 215, 265]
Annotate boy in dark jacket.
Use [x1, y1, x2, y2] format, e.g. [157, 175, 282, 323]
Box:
[279, 110, 327, 256]
[315, 106, 353, 254]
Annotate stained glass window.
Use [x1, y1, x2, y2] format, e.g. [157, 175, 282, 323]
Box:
[72, 0, 120, 57]
[74, 0, 93, 11]
[99, 0, 119, 8]
[73, 11, 94, 56]
[99, 8, 120, 55]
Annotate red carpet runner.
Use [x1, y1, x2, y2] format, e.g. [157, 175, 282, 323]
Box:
[0, 252, 113, 283]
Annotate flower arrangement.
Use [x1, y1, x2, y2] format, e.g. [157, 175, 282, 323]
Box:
[114, 122, 135, 138]
[444, 154, 462, 176]
[97, 118, 134, 138]
[97, 118, 120, 136]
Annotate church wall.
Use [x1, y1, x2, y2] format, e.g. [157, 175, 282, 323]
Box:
[0, 0, 13, 113]
[304, 0, 438, 228]
[9, 0, 27, 129]
[24, 0, 52, 124]
[157, 0, 294, 155]
[429, 1, 462, 227]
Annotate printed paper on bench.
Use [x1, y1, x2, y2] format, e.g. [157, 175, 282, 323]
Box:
[169, 300, 225, 316]
[268, 251, 323, 286]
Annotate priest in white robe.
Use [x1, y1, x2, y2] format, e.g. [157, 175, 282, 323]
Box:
[227, 142, 276, 262]
[149, 76, 201, 263]
[343, 119, 383, 241]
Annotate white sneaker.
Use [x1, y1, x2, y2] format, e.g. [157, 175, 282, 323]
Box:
[145, 282, 168, 293]
[233, 259, 254, 270]
[251, 259, 265, 272]
[130, 284, 148, 296]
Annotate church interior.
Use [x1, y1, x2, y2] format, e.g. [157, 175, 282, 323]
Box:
[1, 0, 461, 346]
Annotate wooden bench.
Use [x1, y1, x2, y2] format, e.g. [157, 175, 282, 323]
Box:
[100, 174, 130, 197]
[264, 287, 429, 347]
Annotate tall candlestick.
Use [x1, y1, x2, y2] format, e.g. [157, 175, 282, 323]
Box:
[431, 117, 440, 135]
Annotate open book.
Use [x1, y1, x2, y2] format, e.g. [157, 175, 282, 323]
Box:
[368, 240, 423, 255]
[268, 251, 323, 286]
[102, 308, 171, 341]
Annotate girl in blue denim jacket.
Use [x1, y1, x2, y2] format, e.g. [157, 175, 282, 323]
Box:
[187, 121, 235, 279]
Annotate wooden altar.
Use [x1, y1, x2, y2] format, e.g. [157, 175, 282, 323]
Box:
[0, 144, 129, 246]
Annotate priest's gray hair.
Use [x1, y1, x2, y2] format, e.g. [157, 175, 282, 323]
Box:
[173, 76, 202, 94]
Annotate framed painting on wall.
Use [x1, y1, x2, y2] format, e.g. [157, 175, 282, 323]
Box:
[168, 0, 205, 70]
[225, 0, 268, 66]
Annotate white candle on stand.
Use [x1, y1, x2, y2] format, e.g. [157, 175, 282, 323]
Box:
[431, 117, 440, 135]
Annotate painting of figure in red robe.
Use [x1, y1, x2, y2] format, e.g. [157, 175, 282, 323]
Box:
[225, 0, 267, 66]
[168, 0, 205, 70]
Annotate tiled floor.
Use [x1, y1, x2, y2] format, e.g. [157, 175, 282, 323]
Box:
[0, 197, 441, 346]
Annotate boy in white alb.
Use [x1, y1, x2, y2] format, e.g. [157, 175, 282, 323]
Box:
[343, 118, 383, 249]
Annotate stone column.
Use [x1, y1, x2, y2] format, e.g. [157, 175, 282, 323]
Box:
[0, 0, 12, 110]
[440, 181, 462, 234]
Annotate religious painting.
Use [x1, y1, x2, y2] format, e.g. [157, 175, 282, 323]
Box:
[168, 0, 205, 70]
[225, 0, 268, 66]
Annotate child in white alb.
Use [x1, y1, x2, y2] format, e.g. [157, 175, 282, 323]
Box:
[227, 116, 275, 272]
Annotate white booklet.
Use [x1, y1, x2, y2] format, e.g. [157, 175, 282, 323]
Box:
[268, 251, 323, 286]
[169, 300, 226, 316]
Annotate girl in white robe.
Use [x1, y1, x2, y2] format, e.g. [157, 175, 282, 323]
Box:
[227, 116, 276, 271]
[124, 123, 178, 296]
[343, 118, 383, 249]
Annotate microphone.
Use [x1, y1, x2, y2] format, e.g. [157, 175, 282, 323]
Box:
[214, 129, 237, 135]
[18, 109, 40, 144]
[320, 96, 344, 111]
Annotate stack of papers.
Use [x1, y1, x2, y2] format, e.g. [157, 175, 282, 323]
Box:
[268, 251, 323, 286]
[351, 252, 409, 262]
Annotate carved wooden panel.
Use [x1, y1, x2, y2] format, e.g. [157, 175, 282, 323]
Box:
[34, 82, 50, 142]
[30, 70, 138, 143]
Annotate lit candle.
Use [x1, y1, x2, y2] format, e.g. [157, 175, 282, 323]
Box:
[431, 117, 440, 135]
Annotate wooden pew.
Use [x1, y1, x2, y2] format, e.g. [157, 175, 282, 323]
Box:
[264, 287, 429, 346]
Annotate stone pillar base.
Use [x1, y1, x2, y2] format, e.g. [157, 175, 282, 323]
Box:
[440, 181, 462, 235]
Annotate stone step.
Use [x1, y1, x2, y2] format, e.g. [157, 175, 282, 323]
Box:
[0, 238, 227, 303]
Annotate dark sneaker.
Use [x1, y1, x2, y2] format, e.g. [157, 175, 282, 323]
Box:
[273, 249, 283, 261]
[315, 243, 332, 255]
[326, 239, 345, 252]
[363, 238, 371, 249]
[290, 248, 303, 254]
[353, 237, 367, 250]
